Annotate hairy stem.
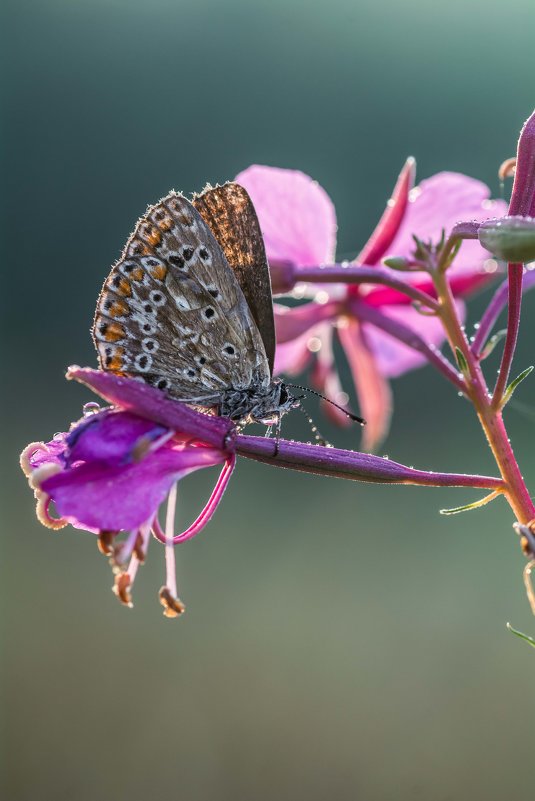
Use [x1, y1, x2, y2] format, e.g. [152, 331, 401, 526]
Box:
[433, 269, 535, 523]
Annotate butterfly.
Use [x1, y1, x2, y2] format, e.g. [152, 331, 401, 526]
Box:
[92, 183, 298, 434]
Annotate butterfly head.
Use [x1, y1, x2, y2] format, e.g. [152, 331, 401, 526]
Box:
[219, 378, 299, 426]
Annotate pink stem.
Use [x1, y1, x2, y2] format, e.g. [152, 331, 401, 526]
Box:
[492, 263, 524, 408]
[152, 456, 236, 545]
[433, 268, 535, 523]
[271, 262, 438, 310]
[295, 265, 438, 309]
[472, 268, 535, 356]
[348, 298, 465, 392]
[235, 435, 504, 490]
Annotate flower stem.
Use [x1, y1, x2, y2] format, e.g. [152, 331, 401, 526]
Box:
[433, 269, 535, 523]
[289, 265, 439, 310]
[348, 298, 465, 392]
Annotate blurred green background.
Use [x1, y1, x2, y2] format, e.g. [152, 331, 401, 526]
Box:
[3, 0, 535, 798]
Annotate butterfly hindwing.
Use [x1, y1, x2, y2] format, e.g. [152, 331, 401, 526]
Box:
[193, 183, 276, 375]
[92, 191, 270, 401]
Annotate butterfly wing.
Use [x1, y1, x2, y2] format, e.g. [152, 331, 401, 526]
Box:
[193, 183, 276, 375]
[92, 191, 271, 402]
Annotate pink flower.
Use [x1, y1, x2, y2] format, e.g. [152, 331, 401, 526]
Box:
[20, 369, 235, 617]
[236, 163, 507, 450]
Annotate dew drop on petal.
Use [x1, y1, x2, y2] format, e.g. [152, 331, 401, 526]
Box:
[315, 290, 329, 305]
[83, 402, 101, 416]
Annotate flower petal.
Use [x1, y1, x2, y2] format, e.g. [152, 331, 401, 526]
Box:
[66, 410, 169, 466]
[41, 444, 226, 531]
[361, 302, 464, 378]
[337, 320, 392, 452]
[67, 367, 234, 451]
[385, 172, 507, 285]
[358, 157, 416, 266]
[274, 301, 338, 344]
[310, 327, 353, 427]
[235, 165, 337, 265]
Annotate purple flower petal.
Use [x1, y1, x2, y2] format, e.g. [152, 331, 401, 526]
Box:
[42, 444, 227, 531]
[67, 367, 234, 452]
[235, 165, 337, 265]
[66, 410, 168, 466]
[27, 434, 69, 470]
[337, 320, 392, 452]
[509, 109, 535, 217]
[361, 301, 465, 378]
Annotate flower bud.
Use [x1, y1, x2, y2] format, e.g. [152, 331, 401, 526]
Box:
[478, 215, 535, 262]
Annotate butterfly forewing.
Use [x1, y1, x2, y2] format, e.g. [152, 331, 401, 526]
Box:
[92, 191, 270, 401]
[193, 183, 276, 374]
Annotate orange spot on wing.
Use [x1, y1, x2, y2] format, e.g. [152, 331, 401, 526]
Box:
[146, 227, 162, 247]
[157, 217, 173, 232]
[108, 348, 125, 371]
[130, 267, 144, 282]
[104, 322, 126, 342]
[109, 300, 129, 318]
[109, 277, 132, 297]
[150, 263, 167, 280]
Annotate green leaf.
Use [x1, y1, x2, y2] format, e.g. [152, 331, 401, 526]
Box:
[454, 347, 469, 376]
[439, 490, 501, 515]
[479, 329, 507, 360]
[502, 365, 534, 406]
[506, 622, 535, 648]
[439, 237, 462, 272]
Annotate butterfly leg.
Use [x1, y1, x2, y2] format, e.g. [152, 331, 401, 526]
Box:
[273, 413, 282, 457]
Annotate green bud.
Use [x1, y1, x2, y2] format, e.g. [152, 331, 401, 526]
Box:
[383, 256, 411, 270]
[478, 215, 535, 262]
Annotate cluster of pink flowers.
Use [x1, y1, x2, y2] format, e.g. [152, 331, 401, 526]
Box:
[237, 161, 506, 449]
[21, 109, 535, 617]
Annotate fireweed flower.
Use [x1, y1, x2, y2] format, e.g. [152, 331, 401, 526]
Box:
[20, 375, 235, 617]
[20, 366, 509, 616]
[236, 164, 507, 450]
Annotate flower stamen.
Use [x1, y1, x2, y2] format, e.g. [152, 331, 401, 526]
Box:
[97, 530, 116, 556]
[159, 483, 185, 618]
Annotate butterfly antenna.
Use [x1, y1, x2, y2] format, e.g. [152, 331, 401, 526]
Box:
[285, 384, 366, 425]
